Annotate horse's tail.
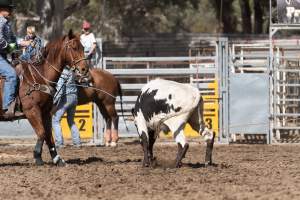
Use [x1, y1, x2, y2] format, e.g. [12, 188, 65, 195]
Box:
[117, 81, 129, 132]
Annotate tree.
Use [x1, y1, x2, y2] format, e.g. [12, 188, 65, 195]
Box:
[36, 0, 90, 40]
[210, 0, 237, 33]
[239, 0, 252, 33]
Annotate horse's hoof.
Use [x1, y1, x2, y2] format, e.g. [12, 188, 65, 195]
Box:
[204, 161, 212, 167]
[56, 159, 66, 167]
[53, 155, 66, 167]
[35, 159, 44, 166]
[110, 141, 117, 147]
[143, 162, 150, 167]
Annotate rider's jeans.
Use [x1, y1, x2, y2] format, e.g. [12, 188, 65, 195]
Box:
[0, 55, 17, 110]
[52, 94, 81, 146]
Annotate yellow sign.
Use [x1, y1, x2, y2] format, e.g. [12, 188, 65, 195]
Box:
[202, 80, 219, 136]
[59, 103, 93, 139]
[160, 80, 219, 138]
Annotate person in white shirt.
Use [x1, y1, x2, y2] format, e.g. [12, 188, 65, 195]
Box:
[80, 20, 97, 67]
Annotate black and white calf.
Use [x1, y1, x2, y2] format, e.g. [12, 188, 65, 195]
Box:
[132, 79, 215, 168]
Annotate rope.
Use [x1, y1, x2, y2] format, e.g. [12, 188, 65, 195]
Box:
[23, 62, 117, 100]
[71, 83, 117, 99]
[45, 60, 62, 73]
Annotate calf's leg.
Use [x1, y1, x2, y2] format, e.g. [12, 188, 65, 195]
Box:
[140, 130, 150, 167]
[175, 142, 189, 168]
[148, 129, 156, 161]
[166, 118, 189, 168]
[205, 131, 216, 166]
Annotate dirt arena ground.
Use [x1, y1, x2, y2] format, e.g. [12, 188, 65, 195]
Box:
[0, 138, 300, 200]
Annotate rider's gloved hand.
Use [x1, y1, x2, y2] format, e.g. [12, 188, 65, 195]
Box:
[0, 38, 8, 49]
[87, 53, 93, 60]
[7, 43, 17, 54]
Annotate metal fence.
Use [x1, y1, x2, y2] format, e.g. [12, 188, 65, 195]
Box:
[101, 37, 230, 143]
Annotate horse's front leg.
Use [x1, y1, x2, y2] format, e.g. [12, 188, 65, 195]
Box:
[43, 112, 65, 166]
[25, 108, 46, 166]
[34, 139, 44, 165]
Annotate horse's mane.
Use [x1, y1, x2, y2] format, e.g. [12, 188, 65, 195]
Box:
[42, 34, 81, 63]
[42, 37, 65, 62]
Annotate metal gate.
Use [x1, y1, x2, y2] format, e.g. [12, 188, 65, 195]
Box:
[229, 41, 270, 143]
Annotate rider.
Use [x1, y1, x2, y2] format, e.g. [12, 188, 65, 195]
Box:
[0, 0, 21, 118]
[19, 26, 43, 62]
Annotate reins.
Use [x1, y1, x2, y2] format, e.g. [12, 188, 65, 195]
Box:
[19, 38, 88, 98]
[21, 61, 117, 99]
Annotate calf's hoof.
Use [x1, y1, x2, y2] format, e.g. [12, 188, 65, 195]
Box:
[151, 157, 156, 162]
[175, 161, 183, 168]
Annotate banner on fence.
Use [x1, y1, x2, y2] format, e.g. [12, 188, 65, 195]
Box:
[59, 103, 93, 139]
[277, 0, 300, 23]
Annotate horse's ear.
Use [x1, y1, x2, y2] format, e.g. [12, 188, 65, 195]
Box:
[42, 46, 49, 58]
[68, 29, 75, 39]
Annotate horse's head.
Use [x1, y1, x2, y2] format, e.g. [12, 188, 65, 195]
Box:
[62, 30, 89, 76]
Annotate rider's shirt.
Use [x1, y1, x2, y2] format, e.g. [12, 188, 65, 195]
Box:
[0, 16, 16, 54]
[54, 67, 78, 105]
[80, 32, 96, 54]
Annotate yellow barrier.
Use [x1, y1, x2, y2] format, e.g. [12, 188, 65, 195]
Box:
[160, 80, 219, 138]
[58, 103, 93, 139]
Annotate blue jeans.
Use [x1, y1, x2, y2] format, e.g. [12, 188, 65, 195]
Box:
[0, 55, 17, 110]
[52, 94, 81, 146]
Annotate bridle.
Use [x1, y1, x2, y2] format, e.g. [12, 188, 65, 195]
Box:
[63, 39, 88, 75]
[20, 38, 88, 98]
[44, 38, 88, 75]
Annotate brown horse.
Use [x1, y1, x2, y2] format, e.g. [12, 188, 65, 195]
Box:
[77, 69, 124, 146]
[0, 30, 88, 166]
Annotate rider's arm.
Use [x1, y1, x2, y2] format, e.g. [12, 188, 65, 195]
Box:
[54, 70, 68, 104]
[19, 39, 32, 47]
[0, 16, 8, 49]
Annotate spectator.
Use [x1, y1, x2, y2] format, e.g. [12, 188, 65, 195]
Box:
[19, 26, 42, 62]
[52, 67, 81, 148]
[80, 20, 97, 67]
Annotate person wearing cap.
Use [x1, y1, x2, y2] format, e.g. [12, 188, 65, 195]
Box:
[80, 20, 97, 67]
[0, 0, 22, 118]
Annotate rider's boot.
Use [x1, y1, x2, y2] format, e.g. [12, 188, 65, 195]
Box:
[3, 99, 24, 118]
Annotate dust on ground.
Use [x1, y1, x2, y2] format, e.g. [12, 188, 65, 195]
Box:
[0, 138, 300, 200]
